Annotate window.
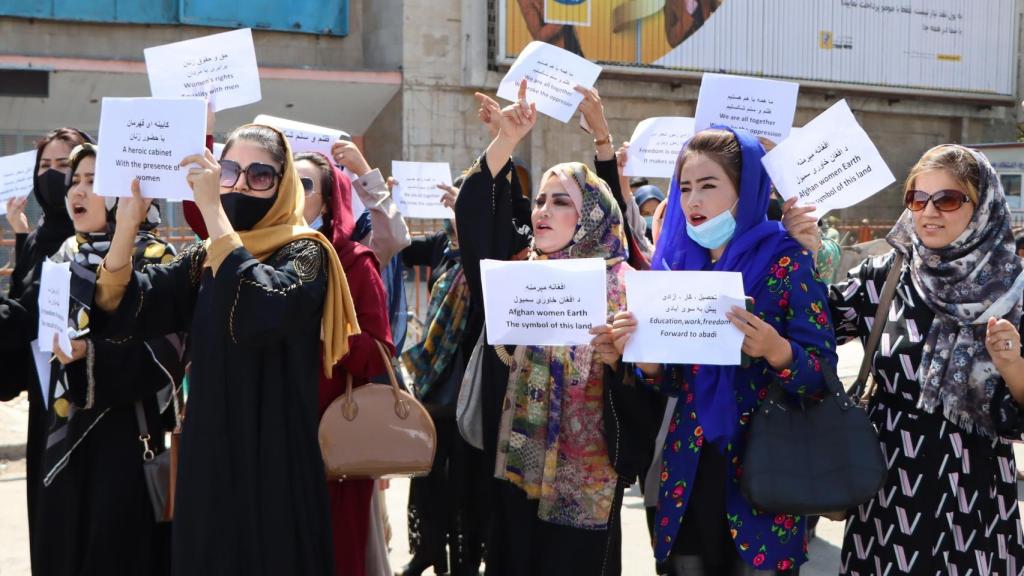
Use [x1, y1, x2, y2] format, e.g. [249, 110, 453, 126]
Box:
[1001, 174, 1022, 210]
[0, 0, 348, 36]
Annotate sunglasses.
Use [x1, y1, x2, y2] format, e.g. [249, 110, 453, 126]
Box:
[219, 160, 282, 192]
[300, 177, 316, 195]
[903, 189, 972, 212]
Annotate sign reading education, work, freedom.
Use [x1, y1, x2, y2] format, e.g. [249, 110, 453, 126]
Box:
[0, 150, 36, 215]
[623, 117, 695, 178]
[694, 73, 799, 142]
[761, 99, 895, 218]
[497, 41, 602, 123]
[145, 28, 261, 112]
[94, 97, 208, 200]
[481, 258, 607, 347]
[390, 161, 454, 220]
[623, 271, 746, 365]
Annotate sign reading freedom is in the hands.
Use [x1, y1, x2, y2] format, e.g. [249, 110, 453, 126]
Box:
[694, 73, 799, 142]
[497, 41, 602, 123]
[623, 117, 695, 178]
[761, 99, 895, 218]
[94, 97, 207, 200]
[0, 150, 36, 215]
[623, 271, 746, 365]
[145, 28, 261, 112]
[481, 258, 607, 347]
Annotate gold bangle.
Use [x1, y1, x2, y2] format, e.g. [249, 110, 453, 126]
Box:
[594, 135, 613, 147]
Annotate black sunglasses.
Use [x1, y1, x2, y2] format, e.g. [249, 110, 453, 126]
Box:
[220, 160, 283, 192]
[904, 189, 972, 212]
[300, 177, 316, 195]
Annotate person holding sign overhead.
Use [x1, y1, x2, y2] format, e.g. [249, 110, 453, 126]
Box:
[783, 145, 1024, 574]
[90, 124, 360, 576]
[462, 79, 652, 576]
[605, 128, 837, 575]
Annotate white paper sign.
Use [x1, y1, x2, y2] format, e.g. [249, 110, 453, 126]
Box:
[694, 73, 799, 143]
[253, 114, 349, 159]
[391, 161, 453, 220]
[623, 117, 695, 178]
[29, 340, 52, 410]
[0, 150, 36, 215]
[37, 260, 72, 356]
[144, 28, 261, 112]
[623, 271, 745, 365]
[497, 41, 603, 123]
[481, 258, 607, 346]
[212, 142, 226, 160]
[761, 100, 896, 218]
[94, 97, 207, 200]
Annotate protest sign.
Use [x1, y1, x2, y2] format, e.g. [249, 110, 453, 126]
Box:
[391, 161, 454, 219]
[481, 258, 607, 346]
[623, 117, 695, 178]
[253, 114, 349, 159]
[94, 97, 207, 200]
[497, 41, 602, 123]
[0, 150, 36, 215]
[761, 99, 895, 217]
[623, 271, 745, 365]
[37, 260, 72, 356]
[29, 340, 52, 410]
[694, 73, 799, 142]
[145, 28, 261, 112]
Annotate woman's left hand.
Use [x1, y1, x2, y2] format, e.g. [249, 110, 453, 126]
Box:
[727, 306, 793, 370]
[52, 334, 87, 365]
[590, 324, 621, 368]
[986, 317, 1023, 371]
[574, 85, 611, 142]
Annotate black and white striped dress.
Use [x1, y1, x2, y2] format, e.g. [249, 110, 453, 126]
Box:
[831, 250, 1024, 576]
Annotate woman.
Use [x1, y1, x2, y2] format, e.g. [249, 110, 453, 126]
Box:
[92, 124, 360, 576]
[606, 127, 837, 574]
[461, 81, 632, 575]
[783, 144, 1024, 574]
[294, 151, 394, 576]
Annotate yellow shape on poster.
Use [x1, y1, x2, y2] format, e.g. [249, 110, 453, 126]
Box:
[544, 0, 592, 27]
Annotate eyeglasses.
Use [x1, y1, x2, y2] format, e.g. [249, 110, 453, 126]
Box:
[300, 177, 317, 196]
[903, 189, 972, 212]
[219, 160, 283, 192]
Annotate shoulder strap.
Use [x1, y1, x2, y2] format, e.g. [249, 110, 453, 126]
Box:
[134, 402, 156, 461]
[853, 252, 905, 401]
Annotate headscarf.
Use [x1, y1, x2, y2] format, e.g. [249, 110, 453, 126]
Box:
[496, 161, 627, 529]
[887, 145, 1024, 437]
[211, 125, 360, 377]
[651, 126, 798, 448]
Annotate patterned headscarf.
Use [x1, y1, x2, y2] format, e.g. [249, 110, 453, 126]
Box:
[496, 162, 629, 529]
[887, 145, 1024, 437]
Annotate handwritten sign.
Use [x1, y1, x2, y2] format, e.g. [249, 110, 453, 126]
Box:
[0, 150, 36, 215]
[761, 100, 895, 218]
[37, 260, 72, 356]
[391, 161, 453, 220]
[253, 114, 349, 159]
[94, 97, 207, 200]
[623, 271, 745, 365]
[145, 28, 261, 112]
[694, 73, 799, 142]
[623, 117, 695, 178]
[497, 41, 602, 123]
[480, 258, 607, 346]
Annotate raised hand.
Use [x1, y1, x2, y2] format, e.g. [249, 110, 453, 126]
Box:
[331, 140, 372, 177]
[780, 197, 822, 252]
[5, 196, 29, 234]
[475, 92, 502, 139]
[115, 179, 153, 230]
[180, 149, 221, 214]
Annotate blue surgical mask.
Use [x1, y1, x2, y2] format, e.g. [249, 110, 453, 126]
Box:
[643, 215, 654, 231]
[309, 214, 324, 230]
[686, 204, 737, 250]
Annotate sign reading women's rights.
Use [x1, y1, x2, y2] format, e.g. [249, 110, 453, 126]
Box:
[37, 260, 72, 356]
[761, 100, 895, 218]
[254, 114, 349, 159]
[694, 73, 799, 142]
[391, 161, 454, 220]
[497, 41, 602, 123]
[481, 258, 607, 347]
[623, 117, 695, 178]
[94, 97, 208, 200]
[623, 271, 746, 365]
[0, 150, 36, 215]
[145, 28, 261, 112]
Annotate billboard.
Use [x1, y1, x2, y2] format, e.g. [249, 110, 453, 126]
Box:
[501, 0, 1017, 97]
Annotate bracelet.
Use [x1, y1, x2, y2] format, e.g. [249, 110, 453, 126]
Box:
[594, 134, 613, 147]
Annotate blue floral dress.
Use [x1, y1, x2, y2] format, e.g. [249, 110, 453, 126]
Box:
[644, 246, 838, 571]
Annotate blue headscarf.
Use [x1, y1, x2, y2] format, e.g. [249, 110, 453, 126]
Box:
[652, 126, 799, 447]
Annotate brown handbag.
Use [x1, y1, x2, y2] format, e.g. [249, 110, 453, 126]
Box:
[319, 340, 436, 480]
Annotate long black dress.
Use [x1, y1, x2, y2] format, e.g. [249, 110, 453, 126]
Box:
[831, 251, 1024, 575]
[92, 239, 335, 576]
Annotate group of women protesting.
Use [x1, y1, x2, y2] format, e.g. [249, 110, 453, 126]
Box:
[2, 74, 1024, 576]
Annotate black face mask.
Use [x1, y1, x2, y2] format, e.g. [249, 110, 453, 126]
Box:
[220, 192, 277, 232]
[36, 169, 69, 212]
